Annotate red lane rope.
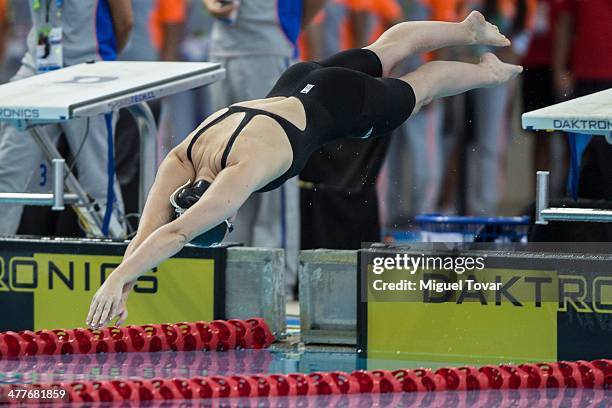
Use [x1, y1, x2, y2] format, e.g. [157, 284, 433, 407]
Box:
[0, 318, 274, 358]
[0, 359, 608, 403]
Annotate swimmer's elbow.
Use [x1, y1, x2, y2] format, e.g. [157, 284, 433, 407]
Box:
[167, 147, 189, 166]
[162, 224, 190, 247]
[174, 231, 189, 247]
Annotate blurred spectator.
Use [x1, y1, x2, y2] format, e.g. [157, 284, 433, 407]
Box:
[119, 0, 188, 63]
[444, 0, 535, 215]
[0, 0, 8, 65]
[300, 0, 401, 249]
[120, 0, 157, 62]
[554, 0, 612, 201]
[116, 0, 164, 235]
[522, 0, 566, 194]
[151, 0, 187, 62]
[172, 1, 215, 137]
[0, 1, 30, 84]
[204, 0, 325, 297]
[0, 0, 133, 236]
[378, 0, 451, 232]
[149, 0, 188, 162]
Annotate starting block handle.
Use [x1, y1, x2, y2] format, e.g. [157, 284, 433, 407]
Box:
[536, 171, 550, 225]
[52, 159, 65, 210]
[0, 156, 75, 209]
[536, 170, 612, 223]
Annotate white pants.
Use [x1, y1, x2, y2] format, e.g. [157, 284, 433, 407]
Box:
[0, 62, 124, 234]
[466, 85, 511, 215]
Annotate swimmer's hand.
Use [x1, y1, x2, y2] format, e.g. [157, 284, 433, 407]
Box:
[202, 0, 238, 19]
[86, 274, 131, 329]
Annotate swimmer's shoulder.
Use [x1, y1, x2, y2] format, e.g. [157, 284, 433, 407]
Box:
[176, 108, 232, 157]
[168, 141, 191, 166]
[203, 107, 230, 125]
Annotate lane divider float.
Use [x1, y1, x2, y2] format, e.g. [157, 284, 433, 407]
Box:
[0, 318, 274, 358]
[0, 359, 609, 403]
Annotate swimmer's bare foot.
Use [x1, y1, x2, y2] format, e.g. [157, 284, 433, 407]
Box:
[480, 52, 523, 86]
[465, 10, 510, 47]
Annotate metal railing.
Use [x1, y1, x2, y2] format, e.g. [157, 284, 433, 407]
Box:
[536, 171, 612, 224]
[0, 159, 79, 210]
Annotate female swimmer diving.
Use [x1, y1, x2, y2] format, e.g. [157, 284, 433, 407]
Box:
[87, 11, 522, 328]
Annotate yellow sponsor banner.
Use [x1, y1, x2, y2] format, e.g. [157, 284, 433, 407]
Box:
[365, 267, 558, 365]
[25, 253, 215, 330]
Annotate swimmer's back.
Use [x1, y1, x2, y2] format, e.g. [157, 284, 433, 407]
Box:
[182, 97, 302, 183]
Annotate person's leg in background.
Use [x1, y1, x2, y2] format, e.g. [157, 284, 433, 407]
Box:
[378, 124, 411, 230]
[206, 55, 236, 120]
[438, 93, 467, 214]
[321, 1, 347, 58]
[0, 122, 63, 234]
[0, 63, 60, 234]
[467, 84, 510, 215]
[379, 101, 443, 229]
[522, 67, 567, 197]
[397, 2, 443, 219]
[574, 80, 612, 202]
[523, 69, 552, 172]
[406, 101, 444, 215]
[378, 0, 444, 229]
[396, 51, 520, 215]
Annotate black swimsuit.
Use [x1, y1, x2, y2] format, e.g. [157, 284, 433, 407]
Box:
[186, 48, 416, 193]
[186, 105, 308, 192]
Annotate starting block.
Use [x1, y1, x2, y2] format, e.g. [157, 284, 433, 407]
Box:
[0, 61, 225, 237]
[357, 244, 612, 368]
[0, 238, 286, 336]
[522, 87, 612, 139]
[522, 88, 612, 223]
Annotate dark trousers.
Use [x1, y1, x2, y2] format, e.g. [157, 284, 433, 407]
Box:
[300, 137, 389, 249]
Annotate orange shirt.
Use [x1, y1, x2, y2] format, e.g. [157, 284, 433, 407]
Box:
[421, 0, 462, 22]
[339, 0, 402, 48]
[339, 0, 371, 10]
[369, 0, 402, 40]
[0, 0, 8, 25]
[150, 0, 187, 51]
[299, 0, 402, 59]
[340, 0, 401, 21]
[370, 0, 402, 22]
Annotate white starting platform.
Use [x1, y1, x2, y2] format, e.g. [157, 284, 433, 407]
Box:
[0, 61, 225, 237]
[522, 87, 612, 139]
[522, 88, 612, 224]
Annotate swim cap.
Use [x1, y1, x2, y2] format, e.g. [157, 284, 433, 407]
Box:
[169, 179, 233, 247]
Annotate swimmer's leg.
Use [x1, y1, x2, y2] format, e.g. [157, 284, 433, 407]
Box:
[366, 11, 510, 76]
[404, 53, 523, 114]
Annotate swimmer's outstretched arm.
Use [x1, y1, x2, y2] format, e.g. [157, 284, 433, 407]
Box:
[365, 11, 510, 76]
[86, 162, 263, 329]
[98, 149, 196, 325]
